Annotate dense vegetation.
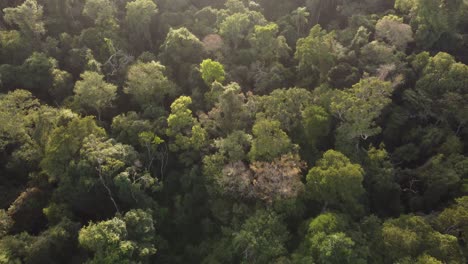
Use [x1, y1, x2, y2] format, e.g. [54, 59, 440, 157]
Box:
[0, 0, 467, 263]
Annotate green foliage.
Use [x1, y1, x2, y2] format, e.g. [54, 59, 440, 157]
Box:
[395, 0, 464, 49]
[0, 90, 39, 151]
[200, 59, 226, 85]
[248, 118, 293, 162]
[124, 61, 176, 109]
[73, 71, 117, 120]
[375, 15, 413, 50]
[166, 96, 207, 153]
[205, 82, 251, 135]
[0, 0, 467, 262]
[83, 0, 118, 29]
[79, 209, 156, 263]
[364, 146, 401, 216]
[382, 215, 464, 263]
[249, 23, 290, 65]
[295, 25, 342, 85]
[331, 77, 393, 154]
[126, 0, 158, 48]
[215, 131, 252, 162]
[306, 150, 365, 214]
[159, 27, 205, 81]
[3, 0, 45, 40]
[232, 211, 289, 263]
[40, 116, 106, 181]
[219, 13, 252, 49]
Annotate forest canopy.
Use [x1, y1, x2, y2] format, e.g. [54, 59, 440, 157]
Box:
[0, 0, 467, 263]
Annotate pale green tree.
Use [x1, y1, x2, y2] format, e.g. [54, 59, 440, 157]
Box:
[3, 0, 45, 40]
[375, 15, 413, 50]
[124, 61, 177, 109]
[73, 71, 117, 121]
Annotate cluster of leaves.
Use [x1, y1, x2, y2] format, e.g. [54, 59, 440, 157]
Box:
[0, 0, 467, 263]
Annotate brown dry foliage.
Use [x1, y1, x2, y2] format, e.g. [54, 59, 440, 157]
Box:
[202, 34, 224, 52]
[220, 154, 305, 203]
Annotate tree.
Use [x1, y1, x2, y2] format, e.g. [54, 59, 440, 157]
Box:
[205, 82, 251, 135]
[126, 0, 158, 49]
[0, 219, 80, 264]
[301, 105, 330, 148]
[331, 77, 393, 153]
[248, 23, 290, 65]
[395, 0, 464, 49]
[111, 112, 154, 146]
[405, 154, 466, 211]
[159, 27, 205, 84]
[382, 215, 464, 263]
[124, 61, 177, 109]
[375, 15, 413, 50]
[40, 116, 106, 181]
[405, 52, 468, 131]
[315, 232, 363, 264]
[436, 196, 468, 254]
[295, 25, 342, 85]
[295, 212, 367, 263]
[306, 150, 365, 213]
[255, 88, 314, 133]
[0, 90, 39, 151]
[248, 118, 294, 162]
[232, 211, 289, 263]
[249, 154, 305, 203]
[214, 130, 252, 162]
[166, 96, 207, 153]
[3, 0, 45, 40]
[364, 146, 401, 217]
[0, 30, 32, 65]
[219, 13, 251, 49]
[291, 7, 310, 36]
[20, 52, 58, 98]
[73, 71, 117, 121]
[79, 209, 156, 263]
[200, 59, 226, 85]
[82, 0, 118, 29]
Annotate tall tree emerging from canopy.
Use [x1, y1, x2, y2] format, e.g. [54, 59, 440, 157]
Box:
[126, 0, 158, 49]
[3, 0, 45, 40]
[295, 25, 342, 86]
[73, 71, 117, 121]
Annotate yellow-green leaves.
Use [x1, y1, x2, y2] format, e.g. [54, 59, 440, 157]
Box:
[167, 96, 207, 153]
[200, 59, 226, 85]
